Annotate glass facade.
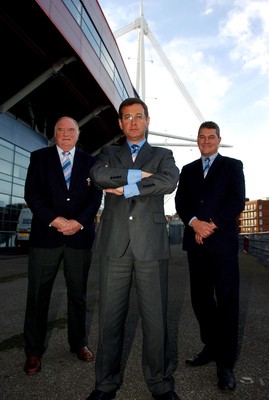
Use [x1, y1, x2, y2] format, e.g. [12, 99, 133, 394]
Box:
[0, 138, 30, 247]
[63, 0, 129, 100]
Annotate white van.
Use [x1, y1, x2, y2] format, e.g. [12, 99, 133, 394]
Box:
[15, 208, 33, 249]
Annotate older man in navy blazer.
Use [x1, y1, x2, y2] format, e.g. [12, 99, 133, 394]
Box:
[23, 116, 102, 375]
[86, 98, 180, 400]
[175, 121, 245, 392]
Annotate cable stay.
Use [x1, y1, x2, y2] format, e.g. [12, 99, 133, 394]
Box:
[114, 0, 205, 123]
[113, 0, 232, 148]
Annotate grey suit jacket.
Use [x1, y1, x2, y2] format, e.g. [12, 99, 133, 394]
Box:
[90, 141, 179, 260]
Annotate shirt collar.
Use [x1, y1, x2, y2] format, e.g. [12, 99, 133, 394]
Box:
[202, 152, 218, 163]
[57, 145, 76, 159]
[127, 139, 146, 150]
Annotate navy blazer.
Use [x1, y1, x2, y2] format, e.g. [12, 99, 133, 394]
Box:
[90, 141, 179, 261]
[175, 154, 245, 254]
[25, 145, 102, 249]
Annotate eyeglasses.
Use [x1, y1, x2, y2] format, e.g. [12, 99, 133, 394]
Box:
[121, 114, 146, 121]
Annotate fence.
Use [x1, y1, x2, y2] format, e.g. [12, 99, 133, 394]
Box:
[0, 231, 16, 248]
[168, 221, 184, 244]
[239, 232, 269, 267]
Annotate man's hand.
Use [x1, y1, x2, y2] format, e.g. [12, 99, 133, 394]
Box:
[194, 219, 218, 244]
[57, 219, 82, 235]
[104, 170, 153, 196]
[209, 220, 218, 230]
[105, 187, 124, 196]
[141, 171, 153, 179]
[195, 233, 204, 244]
[191, 219, 215, 241]
[50, 216, 68, 230]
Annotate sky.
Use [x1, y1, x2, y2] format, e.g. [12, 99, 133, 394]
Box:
[98, 0, 269, 214]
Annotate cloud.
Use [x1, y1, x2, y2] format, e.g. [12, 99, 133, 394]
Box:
[99, 0, 269, 208]
[219, 0, 269, 75]
[104, 2, 236, 143]
[204, 8, 213, 16]
[145, 37, 232, 118]
[254, 95, 269, 107]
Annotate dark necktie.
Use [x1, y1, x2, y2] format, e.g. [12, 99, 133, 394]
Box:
[203, 157, 210, 177]
[131, 144, 139, 162]
[62, 152, 72, 188]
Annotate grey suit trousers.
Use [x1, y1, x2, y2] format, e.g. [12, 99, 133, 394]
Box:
[95, 242, 174, 395]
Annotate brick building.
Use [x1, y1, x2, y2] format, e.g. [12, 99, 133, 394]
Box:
[239, 199, 269, 233]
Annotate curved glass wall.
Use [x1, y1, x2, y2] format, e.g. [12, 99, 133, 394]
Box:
[0, 138, 30, 247]
[64, 0, 129, 100]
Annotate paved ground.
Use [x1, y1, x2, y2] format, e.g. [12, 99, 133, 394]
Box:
[0, 245, 268, 400]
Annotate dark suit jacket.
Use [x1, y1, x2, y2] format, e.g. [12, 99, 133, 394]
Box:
[25, 145, 102, 249]
[90, 141, 179, 261]
[175, 154, 245, 254]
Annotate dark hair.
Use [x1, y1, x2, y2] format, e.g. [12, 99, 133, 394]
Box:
[198, 121, 220, 138]
[118, 98, 149, 118]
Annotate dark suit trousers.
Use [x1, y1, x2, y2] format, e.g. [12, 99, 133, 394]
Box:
[95, 243, 174, 395]
[24, 246, 91, 357]
[187, 246, 240, 369]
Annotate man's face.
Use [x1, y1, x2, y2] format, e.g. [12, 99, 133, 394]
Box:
[118, 104, 150, 144]
[54, 117, 79, 152]
[197, 127, 221, 157]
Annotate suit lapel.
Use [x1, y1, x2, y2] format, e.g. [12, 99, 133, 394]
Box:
[69, 149, 85, 190]
[205, 154, 222, 180]
[115, 141, 154, 169]
[51, 145, 78, 190]
[118, 142, 133, 168]
[50, 146, 67, 187]
[133, 141, 153, 168]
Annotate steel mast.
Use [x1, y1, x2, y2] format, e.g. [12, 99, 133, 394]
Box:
[113, 1, 232, 148]
[114, 0, 204, 121]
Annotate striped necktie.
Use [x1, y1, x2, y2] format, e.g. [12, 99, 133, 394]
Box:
[131, 144, 139, 162]
[62, 152, 72, 188]
[203, 157, 210, 177]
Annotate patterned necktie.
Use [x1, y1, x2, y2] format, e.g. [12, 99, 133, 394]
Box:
[131, 144, 139, 162]
[62, 152, 72, 188]
[203, 157, 210, 177]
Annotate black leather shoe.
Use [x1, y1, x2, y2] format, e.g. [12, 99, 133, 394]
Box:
[86, 389, 117, 400]
[152, 390, 180, 400]
[186, 349, 215, 366]
[217, 368, 236, 391]
[24, 356, 41, 375]
[74, 346, 94, 362]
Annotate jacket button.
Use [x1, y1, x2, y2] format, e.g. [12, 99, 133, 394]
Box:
[67, 198, 70, 201]
[129, 216, 133, 220]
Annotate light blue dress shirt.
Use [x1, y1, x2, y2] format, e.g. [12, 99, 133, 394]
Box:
[124, 139, 146, 198]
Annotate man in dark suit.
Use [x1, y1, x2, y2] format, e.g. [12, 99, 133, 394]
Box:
[23, 116, 102, 375]
[86, 98, 180, 400]
[175, 121, 245, 392]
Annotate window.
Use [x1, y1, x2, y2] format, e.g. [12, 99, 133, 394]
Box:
[63, 0, 129, 100]
[0, 138, 30, 246]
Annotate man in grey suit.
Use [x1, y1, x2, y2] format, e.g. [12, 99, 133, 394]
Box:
[175, 121, 245, 393]
[86, 98, 180, 400]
